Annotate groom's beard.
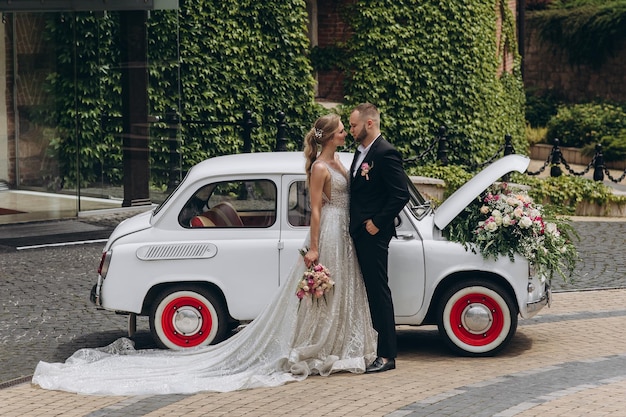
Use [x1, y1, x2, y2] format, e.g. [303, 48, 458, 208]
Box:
[355, 124, 367, 144]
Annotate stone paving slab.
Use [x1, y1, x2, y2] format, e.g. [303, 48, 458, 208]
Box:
[1, 289, 625, 416]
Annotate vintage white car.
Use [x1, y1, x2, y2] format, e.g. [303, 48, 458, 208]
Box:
[92, 152, 550, 356]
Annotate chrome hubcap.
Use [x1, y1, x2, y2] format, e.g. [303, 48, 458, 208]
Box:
[462, 303, 492, 334]
[173, 307, 202, 335]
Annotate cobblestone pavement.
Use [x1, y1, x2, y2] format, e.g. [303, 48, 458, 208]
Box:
[1, 290, 625, 416]
[0, 217, 625, 416]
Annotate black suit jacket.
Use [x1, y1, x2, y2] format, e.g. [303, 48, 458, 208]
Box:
[349, 136, 410, 238]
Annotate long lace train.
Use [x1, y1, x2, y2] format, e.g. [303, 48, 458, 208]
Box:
[32, 160, 376, 395]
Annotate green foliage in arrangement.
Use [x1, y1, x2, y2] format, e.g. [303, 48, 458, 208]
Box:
[527, 0, 626, 68]
[443, 182, 579, 281]
[337, 0, 527, 168]
[544, 103, 626, 161]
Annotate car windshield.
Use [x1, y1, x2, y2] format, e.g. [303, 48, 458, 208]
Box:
[153, 171, 190, 216]
[405, 174, 432, 219]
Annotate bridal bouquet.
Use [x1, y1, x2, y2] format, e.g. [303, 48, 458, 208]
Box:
[296, 248, 334, 302]
[443, 183, 579, 281]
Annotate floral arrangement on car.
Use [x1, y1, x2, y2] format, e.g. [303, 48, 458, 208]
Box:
[296, 248, 334, 304]
[443, 183, 579, 281]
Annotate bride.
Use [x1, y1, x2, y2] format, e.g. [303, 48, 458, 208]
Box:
[32, 114, 377, 395]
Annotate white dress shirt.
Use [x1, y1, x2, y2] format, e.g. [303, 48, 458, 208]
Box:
[352, 136, 379, 177]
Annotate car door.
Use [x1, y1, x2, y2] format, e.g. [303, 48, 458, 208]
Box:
[389, 203, 426, 318]
[279, 175, 310, 286]
[183, 177, 282, 319]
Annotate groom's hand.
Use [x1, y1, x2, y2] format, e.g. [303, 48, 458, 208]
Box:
[364, 219, 379, 235]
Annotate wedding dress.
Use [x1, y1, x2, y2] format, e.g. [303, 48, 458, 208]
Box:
[32, 160, 377, 395]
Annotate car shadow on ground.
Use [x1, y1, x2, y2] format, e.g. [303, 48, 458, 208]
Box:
[53, 326, 532, 366]
[396, 325, 533, 358]
[54, 330, 157, 360]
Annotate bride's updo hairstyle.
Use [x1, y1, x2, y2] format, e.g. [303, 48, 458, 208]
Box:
[304, 113, 340, 184]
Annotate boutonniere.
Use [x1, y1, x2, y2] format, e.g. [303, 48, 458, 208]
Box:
[360, 161, 374, 180]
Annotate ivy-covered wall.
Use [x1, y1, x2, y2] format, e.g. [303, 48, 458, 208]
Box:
[340, 0, 526, 167]
[19, 0, 525, 189]
[41, 0, 323, 188]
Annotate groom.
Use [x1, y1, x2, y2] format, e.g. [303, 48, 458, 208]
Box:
[348, 103, 410, 373]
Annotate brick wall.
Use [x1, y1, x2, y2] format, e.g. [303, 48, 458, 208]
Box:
[315, 0, 518, 101]
[496, 0, 517, 76]
[523, 21, 626, 102]
[315, 0, 351, 102]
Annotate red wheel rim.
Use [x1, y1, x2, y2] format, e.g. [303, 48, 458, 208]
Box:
[448, 292, 505, 347]
[160, 296, 213, 347]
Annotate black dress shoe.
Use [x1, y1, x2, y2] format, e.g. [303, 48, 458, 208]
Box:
[366, 357, 396, 373]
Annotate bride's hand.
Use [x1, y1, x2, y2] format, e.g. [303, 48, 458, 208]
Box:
[304, 249, 319, 268]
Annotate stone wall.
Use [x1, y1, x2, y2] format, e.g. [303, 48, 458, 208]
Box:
[523, 21, 626, 102]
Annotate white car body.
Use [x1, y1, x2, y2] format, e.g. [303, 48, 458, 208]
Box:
[93, 152, 550, 355]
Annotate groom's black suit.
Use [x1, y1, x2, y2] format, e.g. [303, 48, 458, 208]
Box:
[349, 135, 409, 359]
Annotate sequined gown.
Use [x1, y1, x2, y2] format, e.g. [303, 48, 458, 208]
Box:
[32, 160, 377, 395]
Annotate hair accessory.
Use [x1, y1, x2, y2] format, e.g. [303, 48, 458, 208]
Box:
[314, 128, 323, 139]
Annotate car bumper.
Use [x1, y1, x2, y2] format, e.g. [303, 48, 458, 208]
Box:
[90, 276, 103, 307]
[525, 282, 551, 316]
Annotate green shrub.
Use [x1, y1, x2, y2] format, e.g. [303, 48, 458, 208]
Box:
[581, 129, 626, 162]
[525, 89, 563, 128]
[545, 103, 626, 148]
[408, 166, 626, 216]
[526, 125, 548, 145]
[510, 172, 626, 213]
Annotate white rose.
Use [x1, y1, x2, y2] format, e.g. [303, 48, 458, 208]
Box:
[502, 215, 512, 226]
[530, 209, 541, 219]
[545, 222, 559, 236]
[519, 216, 533, 228]
[485, 221, 498, 232]
[513, 207, 524, 218]
[480, 205, 490, 214]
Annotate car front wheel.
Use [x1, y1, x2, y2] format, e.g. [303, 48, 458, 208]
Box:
[437, 281, 517, 356]
[150, 285, 228, 350]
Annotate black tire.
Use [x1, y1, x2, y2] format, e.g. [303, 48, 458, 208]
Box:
[149, 285, 228, 350]
[437, 280, 518, 356]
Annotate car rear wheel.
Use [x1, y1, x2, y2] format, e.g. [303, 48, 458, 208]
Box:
[437, 280, 517, 356]
[150, 285, 228, 350]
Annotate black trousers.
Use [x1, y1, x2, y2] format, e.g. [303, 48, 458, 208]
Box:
[353, 229, 397, 359]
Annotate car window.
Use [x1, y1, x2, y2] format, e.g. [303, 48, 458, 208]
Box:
[288, 181, 311, 227]
[180, 180, 277, 228]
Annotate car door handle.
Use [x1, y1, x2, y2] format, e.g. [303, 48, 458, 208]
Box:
[396, 232, 414, 240]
